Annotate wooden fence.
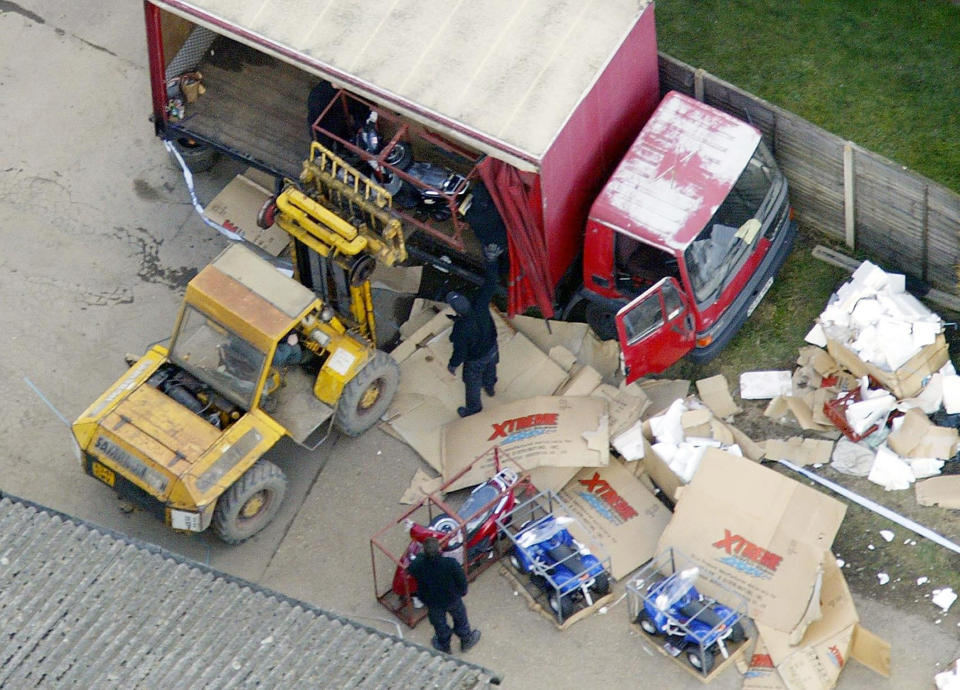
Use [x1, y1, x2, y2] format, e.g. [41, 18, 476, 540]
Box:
[659, 54, 960, 295]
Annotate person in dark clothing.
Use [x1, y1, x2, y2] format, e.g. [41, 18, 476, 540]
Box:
[407, 537, 481, 654]
[446, 249, 502, 418]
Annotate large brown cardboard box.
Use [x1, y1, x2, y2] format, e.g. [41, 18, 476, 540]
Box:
[752, 552, 890, 690]
[657, 450, 846, 638]
[558, 458, 671, 579]
[825, 333, 948, 399]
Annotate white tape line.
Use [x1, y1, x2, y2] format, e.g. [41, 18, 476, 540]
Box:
[779, 459, 960, 556]
[164, 140, 244, 242]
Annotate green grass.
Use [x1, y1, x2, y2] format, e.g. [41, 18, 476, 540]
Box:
[655, 0, 960, 192]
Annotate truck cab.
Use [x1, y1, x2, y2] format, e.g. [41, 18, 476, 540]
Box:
[581, 92, 797, 381]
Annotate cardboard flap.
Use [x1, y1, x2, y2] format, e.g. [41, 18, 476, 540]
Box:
[850, 624, 891, 677]
[915, 476, 960, 509]
[559, 458, 671, 579]
[657, 450, 846, 634]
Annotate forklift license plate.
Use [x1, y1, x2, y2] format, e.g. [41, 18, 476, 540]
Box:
[91, 461, 116, 487]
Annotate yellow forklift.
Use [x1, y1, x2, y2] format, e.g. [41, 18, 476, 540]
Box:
[72, 240, 401, 544]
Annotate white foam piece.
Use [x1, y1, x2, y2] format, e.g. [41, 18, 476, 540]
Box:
[943, 375, 960, 415]
[739, 371, 793, 399]
[846, 394, 895, 435]
[910, 457, 944, 479]
[649, 398, 687, 445]
[805, 322, 828, 347]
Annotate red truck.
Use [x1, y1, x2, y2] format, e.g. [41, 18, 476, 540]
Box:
[144, 1, 796, 381]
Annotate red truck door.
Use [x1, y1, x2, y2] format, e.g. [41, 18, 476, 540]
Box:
[616, 278, 695, 382]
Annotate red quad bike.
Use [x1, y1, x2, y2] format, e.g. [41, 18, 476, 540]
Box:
[392, 467, 519, 607]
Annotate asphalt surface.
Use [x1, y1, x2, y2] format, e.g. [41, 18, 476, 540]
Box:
[1, 2, 957, 687]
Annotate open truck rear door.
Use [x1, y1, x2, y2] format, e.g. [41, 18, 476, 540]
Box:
[616, 277, 694, 382]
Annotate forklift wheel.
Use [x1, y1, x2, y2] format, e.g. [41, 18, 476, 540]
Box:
[212, 459, 287, 544]
[335, 351, 399, 437]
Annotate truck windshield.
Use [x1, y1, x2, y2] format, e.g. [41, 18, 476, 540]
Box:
[683, 141, 781, 305]
[170, 306, 266, 410]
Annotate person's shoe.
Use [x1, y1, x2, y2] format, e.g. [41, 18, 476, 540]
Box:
[483, 386, 495, 397]
[460, 629, 481, 652]
[458, 406, 480, 418]
[431, 636, 451, 654]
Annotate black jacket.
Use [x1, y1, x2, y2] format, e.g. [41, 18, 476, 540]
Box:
[408, 553, 468, 609]
[448, 261, 499, 368]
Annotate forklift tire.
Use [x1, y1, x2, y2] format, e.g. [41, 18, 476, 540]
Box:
[335, 351, 400, 437]
[585, 303, 618, 341]
[174, 138, 219, 173]
[212, 459, 287, 544]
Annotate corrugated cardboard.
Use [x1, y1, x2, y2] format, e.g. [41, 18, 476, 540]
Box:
[637, 378, 691, 417]
[753, 553, 890, 690]
[742, 636, 789, 690]
[205, 169, 289, 255]
[764, 438, 834, 466]
[696, 374, 742, 418]
[441, 395, 608, 491]
[915, 476, 960, 509]
[826, 334, 949, 399]
[888, 407, 959, 459]
[657, 450, 846, 637]
[591, 383, 650, 437]
[558, 457, 671, 579]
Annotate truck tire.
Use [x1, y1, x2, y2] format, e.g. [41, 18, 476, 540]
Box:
[334, 350, 400, 437]
[585, 303, 618, 341]
[212, 459, 286, 544]
[174, 137, 219, 173]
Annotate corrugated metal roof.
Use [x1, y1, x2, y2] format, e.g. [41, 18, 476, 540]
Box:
[591, 91, 761, 251]
[0, 495, 499, 688]
[153, 0, 651, 168]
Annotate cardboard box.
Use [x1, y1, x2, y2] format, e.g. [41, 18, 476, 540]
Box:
[205, 169, 289, 255]
[657, 450, 847, 638]
[441, 395, 608, 491]
[753, 552, 890, 690]
[826, 333, 948, 399]
[558, 458, 671, 579]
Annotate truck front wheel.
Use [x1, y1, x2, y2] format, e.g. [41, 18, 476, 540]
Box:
[585, 303, 618, 341]
[212, 459, 287, 544]
[335, 351, 400, 437]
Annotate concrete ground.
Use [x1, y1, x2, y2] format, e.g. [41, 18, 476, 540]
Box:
[1, 2, 957, 687]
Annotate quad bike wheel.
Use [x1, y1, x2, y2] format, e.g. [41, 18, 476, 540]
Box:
[637, 610, 659, 636]
[335, 351, 399, 436]
[508, 553, 525, 573]
[548, 591, 574, 621]
[730, 621, 746, 643]
[686, 646, 715, 675]
[592, 572, 610, 596]
[212, 459, 286, 544]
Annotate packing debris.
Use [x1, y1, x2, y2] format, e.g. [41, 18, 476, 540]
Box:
[933, 587, 958, 613]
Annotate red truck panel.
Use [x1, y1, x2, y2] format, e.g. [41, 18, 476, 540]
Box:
[537, 4, 660, 295]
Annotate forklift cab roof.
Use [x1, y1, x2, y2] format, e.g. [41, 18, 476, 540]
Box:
[185, 244, 315, 347]
[589, 91, 762, 253]
[149, 0, 651, 171]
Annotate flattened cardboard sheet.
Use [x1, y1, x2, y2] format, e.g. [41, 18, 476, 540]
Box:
[636, 378, 690, 417]
[888, 407, 959, 459]
[206, 169, 289, 255]
[441, 396, 608, 491]
[657, 450, 846, 635]
[696, 374, 741, 418]
[559, 458, 671, 579]
[764, 437, 835, 466]
[915, 476, 960, 509]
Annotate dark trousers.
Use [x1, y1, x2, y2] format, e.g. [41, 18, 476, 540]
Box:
[462, 345, 499, 414]
[427, 598, 472, 650]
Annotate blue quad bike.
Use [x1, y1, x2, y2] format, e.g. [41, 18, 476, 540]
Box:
[509, 515, 610, 621]
[635, 567, 745, 674]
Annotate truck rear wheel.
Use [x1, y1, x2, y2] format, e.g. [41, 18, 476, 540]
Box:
[212, 459, 287, 544]
[335, 350, 399, 437]
[585, 303, 618, 341]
